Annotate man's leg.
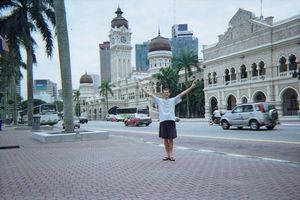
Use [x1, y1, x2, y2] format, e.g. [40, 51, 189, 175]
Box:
[164, 139, 170, 158]
[168, 139, 173, 158]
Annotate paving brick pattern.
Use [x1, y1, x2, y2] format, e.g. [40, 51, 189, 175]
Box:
[0, 128, 300, 200]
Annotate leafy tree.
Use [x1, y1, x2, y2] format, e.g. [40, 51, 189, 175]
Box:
[152, 66, 179, 97]
[0, 0, 56, 126]
[189, 79, 205, 117]
[99, 81, 114, 115]
[54, 100, 63, 112]
[73, 90, 80, 117]
[0, 31, 24, 124]
[173, 49, 200, 118]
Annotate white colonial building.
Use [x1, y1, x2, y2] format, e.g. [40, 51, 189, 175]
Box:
[202, 8, 300, 118]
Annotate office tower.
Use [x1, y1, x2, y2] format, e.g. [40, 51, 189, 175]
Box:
[99, 41, 111, 82]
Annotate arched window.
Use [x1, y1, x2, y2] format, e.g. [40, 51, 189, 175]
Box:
[258, 61, 266, 75]
[225, 69, 230, 82]
[289, 54, 297, 71]
[213, 72, 217, 84]
[252, 63, 258, 77]
[240, 65, 247, 79]
[208, 73, 212, 84]
[279, 57, 287, 72]
[230, 68, 236, 80]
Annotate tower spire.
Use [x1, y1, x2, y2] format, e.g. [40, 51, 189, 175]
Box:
[259, 0, 264, 20]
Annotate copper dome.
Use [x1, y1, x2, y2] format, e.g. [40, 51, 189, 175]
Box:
[111, 7, 128, 29]
[148, 33, 171, 52]
[80, 73, 93, 84]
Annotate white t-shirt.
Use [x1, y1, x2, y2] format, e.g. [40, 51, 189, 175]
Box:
[213, 110, 221, 117]
[153, 95, 182, 122]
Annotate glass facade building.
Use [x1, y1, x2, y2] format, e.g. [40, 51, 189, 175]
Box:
[135, 42, 149, 72]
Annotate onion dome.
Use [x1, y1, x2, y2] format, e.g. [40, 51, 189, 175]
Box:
[149, 31, 171, 52]
[80, 72, 93, 84]
[111, 7, 128, 29]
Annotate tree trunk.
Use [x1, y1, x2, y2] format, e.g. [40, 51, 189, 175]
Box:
[26, 46, 33, 126]
[54, 0, 74, 133]
[11, 75, 17, 125]
[185, 68, 190, 118]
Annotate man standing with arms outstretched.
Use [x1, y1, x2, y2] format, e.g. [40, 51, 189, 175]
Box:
[142, 81, 196, 161]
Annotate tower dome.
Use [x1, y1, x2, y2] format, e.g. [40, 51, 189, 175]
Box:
[148, 32, 171, 52]
[80, 72, 93, 84]
[111, 7, 128, 29]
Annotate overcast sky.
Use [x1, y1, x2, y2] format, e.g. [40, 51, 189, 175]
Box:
[20, 0, 300, 99]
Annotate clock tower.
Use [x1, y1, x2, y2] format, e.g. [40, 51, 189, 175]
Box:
[109, 7, 132, 83]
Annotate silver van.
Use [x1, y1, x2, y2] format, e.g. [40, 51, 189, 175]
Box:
[220, 102, 279, 130]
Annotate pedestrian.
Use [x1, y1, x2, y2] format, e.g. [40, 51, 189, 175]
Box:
[212, 106, 221, 124]
[142, 80, 196, 161]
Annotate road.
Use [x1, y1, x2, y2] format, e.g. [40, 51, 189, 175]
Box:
[82, 120, 300, 164]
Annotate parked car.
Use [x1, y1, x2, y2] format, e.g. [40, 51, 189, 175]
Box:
[79, 116, 88, 123]
[220, 102, 279, 130]
[106, 114, 116, 121]
[124, 114, 152, 126]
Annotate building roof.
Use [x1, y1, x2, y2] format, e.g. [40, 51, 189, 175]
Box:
[148, 32, 171, 52]
[80, 72, 93, 84]
[111, 7, 128, 29]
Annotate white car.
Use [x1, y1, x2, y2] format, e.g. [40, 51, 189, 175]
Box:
[220, 102, 279, 130]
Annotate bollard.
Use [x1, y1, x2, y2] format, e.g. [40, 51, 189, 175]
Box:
[32, 115, 41, 131]
[0, 119, 2, 131]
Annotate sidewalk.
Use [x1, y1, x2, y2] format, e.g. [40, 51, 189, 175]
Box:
[1, 127, 300, 200]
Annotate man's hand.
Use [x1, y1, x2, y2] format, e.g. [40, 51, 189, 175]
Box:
[191, 80, 196, 88]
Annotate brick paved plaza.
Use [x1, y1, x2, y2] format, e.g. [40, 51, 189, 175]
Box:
[0, 127, 300, 200]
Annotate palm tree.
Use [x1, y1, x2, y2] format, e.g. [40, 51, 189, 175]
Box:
[99, 81, 114, 115]
[73, 90, 80, 117]
[0, 0, 56, 126]
[173, 49, 199, 118]
[152, 66, 179, 97]
[54, 0, 74, 133]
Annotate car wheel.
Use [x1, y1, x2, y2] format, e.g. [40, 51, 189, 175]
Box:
[250, 120, 260, 130]
[266, 125, 275, 130]
[221, 120, 230, 130]
[146, 123, 149, 126]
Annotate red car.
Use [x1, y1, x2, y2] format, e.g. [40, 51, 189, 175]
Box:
[124, 115, 152, 127]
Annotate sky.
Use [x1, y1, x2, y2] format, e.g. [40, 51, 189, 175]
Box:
[20, 0, 300, 99]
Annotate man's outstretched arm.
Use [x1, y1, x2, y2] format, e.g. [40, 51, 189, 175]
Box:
[179, 80, 196, 97]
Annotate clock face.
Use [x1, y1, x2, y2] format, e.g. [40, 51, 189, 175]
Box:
[120, 36, 127, 43]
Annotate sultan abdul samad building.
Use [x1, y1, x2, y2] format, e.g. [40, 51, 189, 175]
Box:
[79, 7, 300, 120]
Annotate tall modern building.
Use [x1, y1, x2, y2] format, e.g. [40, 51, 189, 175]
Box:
[90, 74, 100, 92]
[99, 41, 111, 82]
[33, 79, 57, 103]
[171, 24, 198, 59]
[135, 42, 149, 71]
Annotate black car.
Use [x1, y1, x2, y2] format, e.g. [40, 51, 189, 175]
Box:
[79, 116, 88, 123]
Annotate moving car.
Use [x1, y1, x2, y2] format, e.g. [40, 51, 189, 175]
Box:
[124, 113, 152, 126]
[106, 114, 116, 121]
[220, 102, 279, 130]
[79, 116, 88, 123]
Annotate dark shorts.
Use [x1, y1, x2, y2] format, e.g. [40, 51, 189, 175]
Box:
[159, 120, 177, 139]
